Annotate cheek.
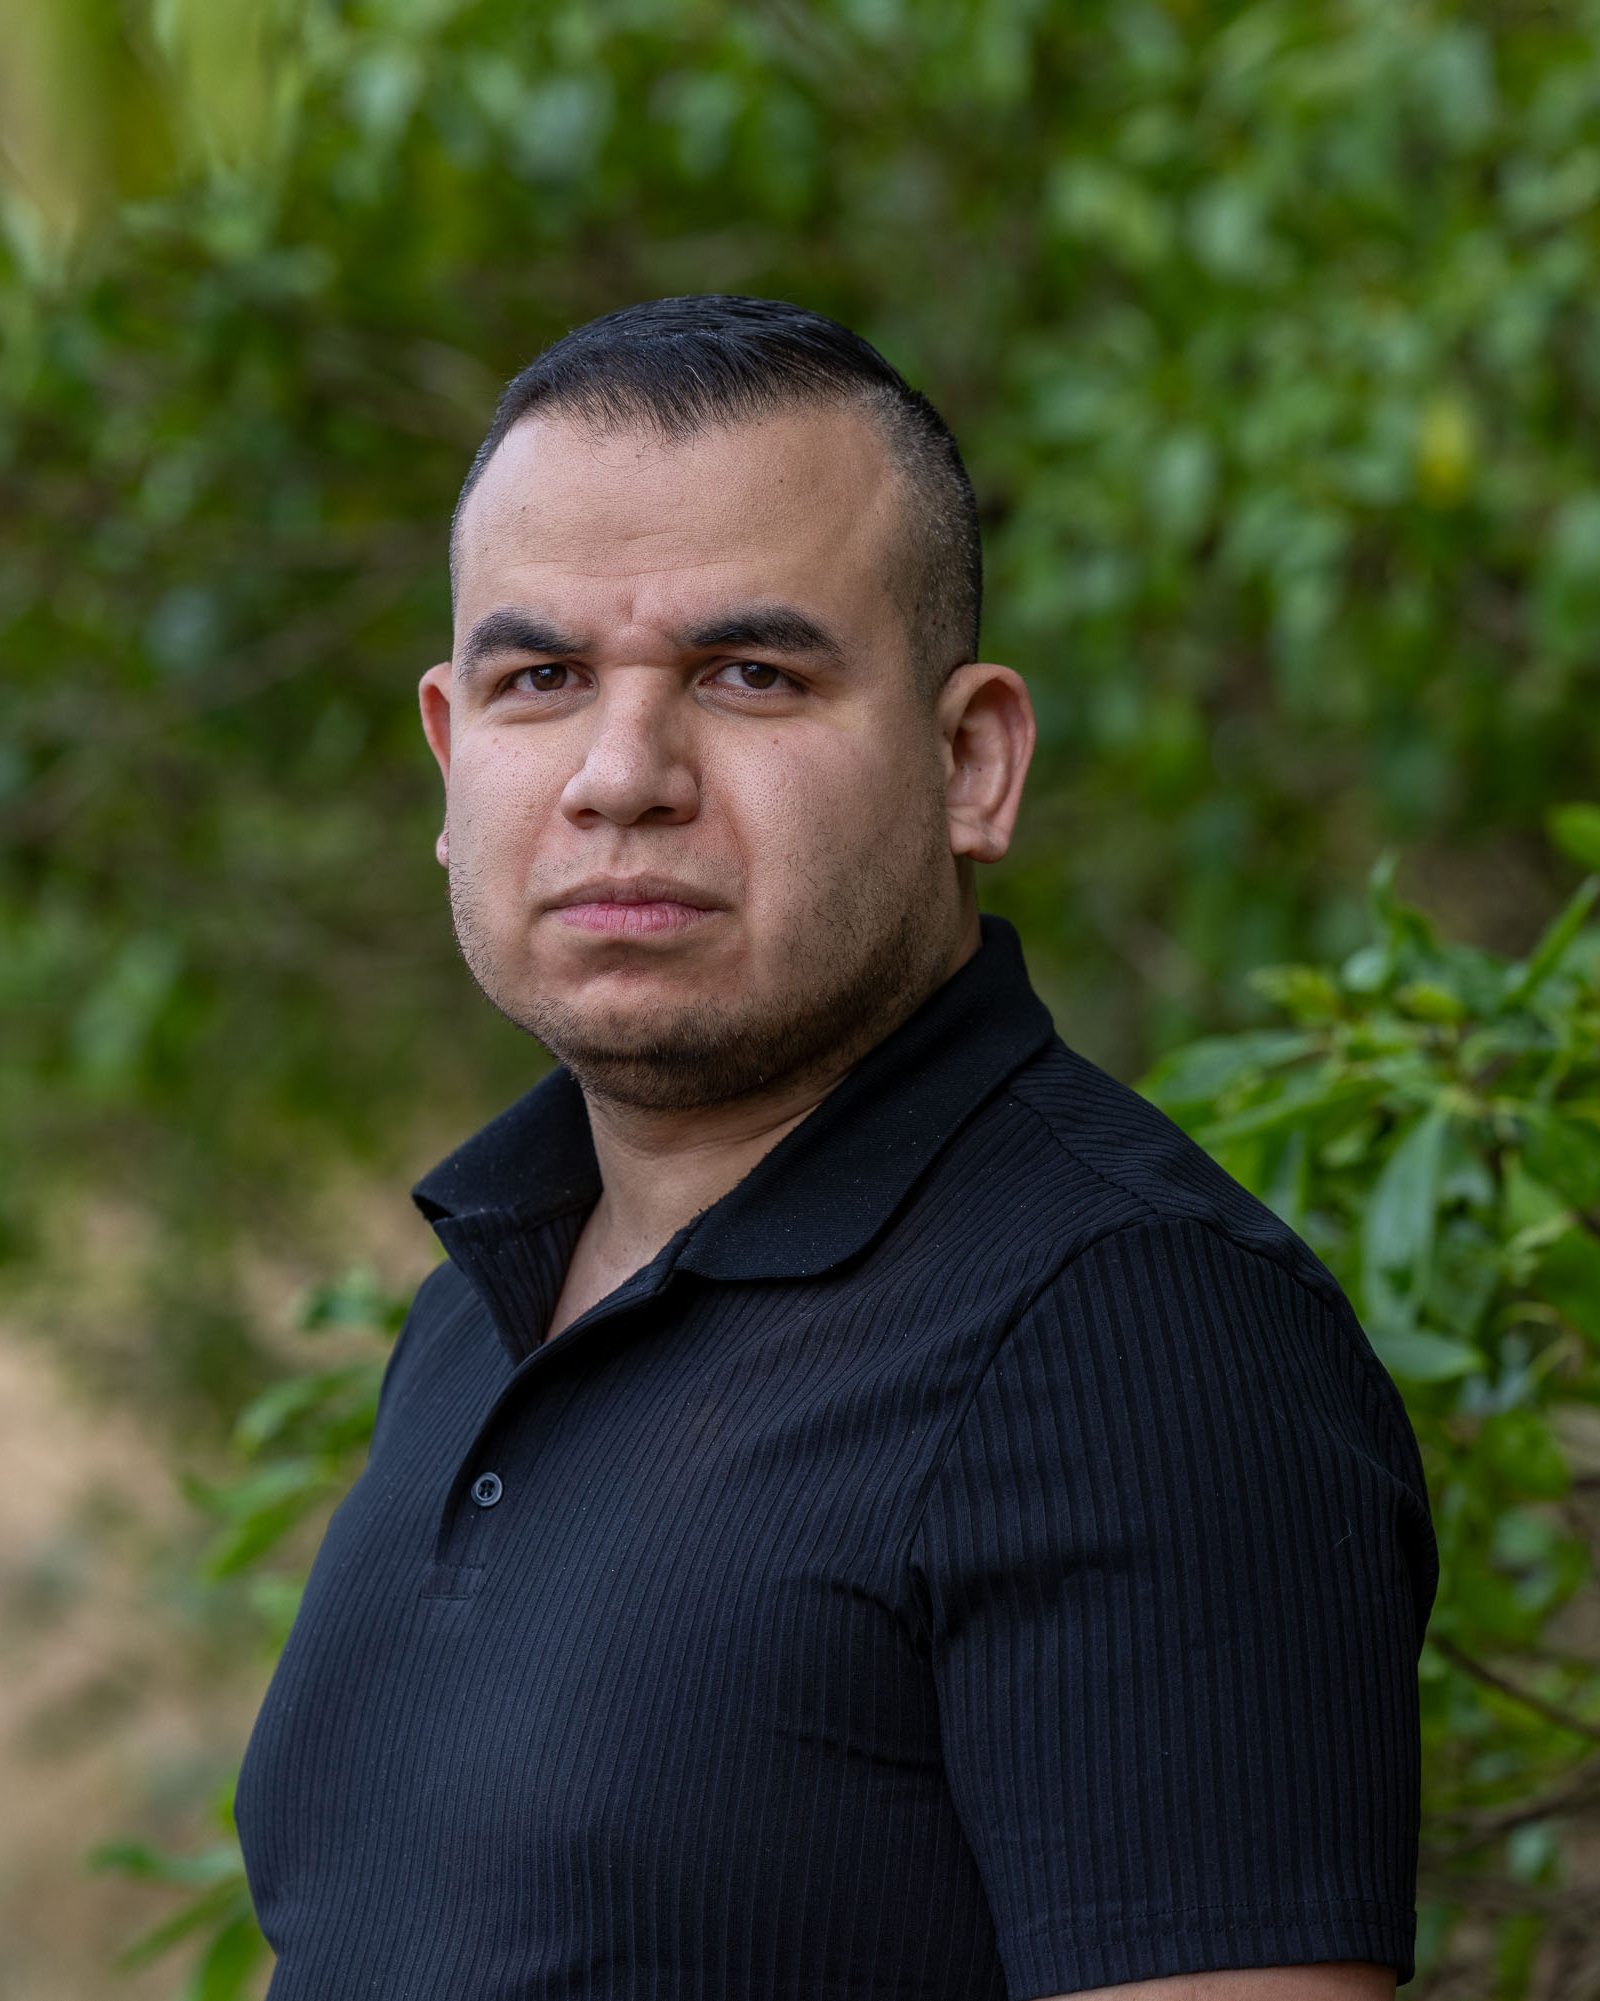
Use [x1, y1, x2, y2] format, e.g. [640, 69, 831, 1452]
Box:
[715, 728, 937, 899]
[448, 734, 565, 852]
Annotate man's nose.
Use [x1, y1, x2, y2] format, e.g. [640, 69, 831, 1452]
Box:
[558, 672, 699, 828]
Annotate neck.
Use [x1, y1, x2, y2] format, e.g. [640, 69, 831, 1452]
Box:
[541, 1061, 850, 1344]
[543, 907, 981, 1341]
[582, 1065, 849, 1276]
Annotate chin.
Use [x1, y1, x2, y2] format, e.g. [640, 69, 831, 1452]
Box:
[538, 927, 745, 989]
[515, 981, 838, 1111]
[537, 965, 747, 1027]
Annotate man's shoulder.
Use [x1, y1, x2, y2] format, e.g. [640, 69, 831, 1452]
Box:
[949, 1040, 1433, 1565]
[962, 1034, 1345, 1315]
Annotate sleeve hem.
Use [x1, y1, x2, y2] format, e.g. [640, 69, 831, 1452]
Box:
[1001, 1899, 1417, 1996]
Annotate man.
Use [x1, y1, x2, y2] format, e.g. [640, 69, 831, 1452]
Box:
[236, 296, 1436, 2000]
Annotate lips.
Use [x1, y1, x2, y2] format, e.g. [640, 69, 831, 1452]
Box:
[544, 878, 725, 939]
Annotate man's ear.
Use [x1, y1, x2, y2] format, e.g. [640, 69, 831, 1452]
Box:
[419, 662, 453, 868]
[937, 663, 1036, 865]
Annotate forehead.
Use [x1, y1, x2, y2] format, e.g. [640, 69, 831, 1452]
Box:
[451, 404, 908, 640]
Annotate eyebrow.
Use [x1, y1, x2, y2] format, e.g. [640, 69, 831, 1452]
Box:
[454, 601, 847, 676]
[456, 608, 590, 675]
[678, 605, 845, 662]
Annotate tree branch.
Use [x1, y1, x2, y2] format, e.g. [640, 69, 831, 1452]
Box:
[1424, 1750, 1600, 1861]
[1433, 1635, 1600, 1744]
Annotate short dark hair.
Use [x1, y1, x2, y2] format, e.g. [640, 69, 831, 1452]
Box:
[454, 296, 982, 687]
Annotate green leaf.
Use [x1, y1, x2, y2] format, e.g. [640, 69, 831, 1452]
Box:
[299, 1266, 409, 1335]
[1366, 852, 1438, 959]
[1495, 1912, 1544, 1999]
[1426, 1215, 1499, 1341]
[1141, 1029, 1315, 1110]
[111, 1880, 252, 1970]
[183, 1910, 267, 2001]
[1394, 979, 1466, 1024]
[88, 1840, 244, 1890]
[193, 1458, 326, 1523]
[1340, 943, 1390, 995]
[1546, 802, 1600, 871]
[1504, 1159, 1569, 1234]
[1367, 1327, 1482, 1382]
[1481, 1411, 1569, 1500]
[1260, 1126, 1309, 1233]
[233, 1363, 380, 1456]
[1502, 876, 1600, 1005]
[1246, 964, 1341, 1020]
[203, 1480, 331, 1580]
[1367, 852, 1402, 926]
[1319, 1112, 1381, 1170]
[1534, 1225, 1600, 1345]
[1360, 1104, 1451, 1326]
[1520, 1108, 1600, 1210]
[1195, 1070, 1378, 1148]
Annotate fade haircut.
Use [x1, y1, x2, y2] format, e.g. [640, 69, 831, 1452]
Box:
[452, 295, 982, 690]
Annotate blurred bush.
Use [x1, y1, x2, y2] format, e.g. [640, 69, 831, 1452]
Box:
[9, 0, 1600, 1335]
[7, 1, 1600, 1995]
[91, 1270, 408, 2001]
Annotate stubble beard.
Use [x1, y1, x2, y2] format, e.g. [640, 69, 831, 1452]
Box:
[449, 830, 956, 1115]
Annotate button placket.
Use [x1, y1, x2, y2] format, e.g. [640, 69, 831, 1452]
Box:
[427, 1361, 592, 1591]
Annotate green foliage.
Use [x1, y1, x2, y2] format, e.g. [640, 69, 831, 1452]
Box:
[188, 1266, 405, 1639]
[13, 0, 1600, 1287]
[90, 1793, 264, 2001]
[1147, 860, 1600, 1986]
[7, 1, 1600, 1992]
[96, 1267, 405, 1995]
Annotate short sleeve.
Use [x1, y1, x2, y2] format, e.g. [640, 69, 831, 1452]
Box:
[910, 1218, 1435, 1999]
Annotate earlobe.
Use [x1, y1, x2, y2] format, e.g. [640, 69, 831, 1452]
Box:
[436, 820, 449, 869]
[940, 663, 1036, 866]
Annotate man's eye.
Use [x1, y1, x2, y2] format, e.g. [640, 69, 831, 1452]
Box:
[511, 664, 570, 692]
[713, 661, 785, 691]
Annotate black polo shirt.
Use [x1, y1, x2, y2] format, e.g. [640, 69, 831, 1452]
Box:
[237, 918, 1436, 2001]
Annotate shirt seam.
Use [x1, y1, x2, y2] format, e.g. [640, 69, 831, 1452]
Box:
[896, 1121, 1177, 1617]
[1015, 1059, 1352, 1312]
[1071, 1210, 1413, 1446]
[898, 1066, 1189, 1573]
[1010, 1893, 1413, 1942]
[1008, 1065, 1421, 1443]
[900, 1197, 1421, 1607]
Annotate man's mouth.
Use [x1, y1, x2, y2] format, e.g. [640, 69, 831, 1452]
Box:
[543, 878, 726, 938]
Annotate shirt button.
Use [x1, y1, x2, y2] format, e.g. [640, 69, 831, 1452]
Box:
[471, 1471, 503, 1508]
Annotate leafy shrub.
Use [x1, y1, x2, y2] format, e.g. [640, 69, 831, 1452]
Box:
[93, 1269, 407, 2001]
[18, 0, 1600, 1287]
[1146, 849, 1600, 1994]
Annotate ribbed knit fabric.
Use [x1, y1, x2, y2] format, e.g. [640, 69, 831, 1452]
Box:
[236, 919, 1436, 2001]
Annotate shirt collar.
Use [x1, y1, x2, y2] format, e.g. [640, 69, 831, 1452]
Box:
[413, 916, 1055, 1355]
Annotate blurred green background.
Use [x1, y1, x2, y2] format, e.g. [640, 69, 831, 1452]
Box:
[5, 0, 1600, 1996]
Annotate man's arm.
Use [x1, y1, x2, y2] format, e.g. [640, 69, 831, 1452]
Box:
[1040, 1966, 1397, 2001]
[914, 1222, 1433, 1998]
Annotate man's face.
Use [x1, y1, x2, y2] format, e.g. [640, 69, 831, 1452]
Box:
[422, 402, 978, 1110]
